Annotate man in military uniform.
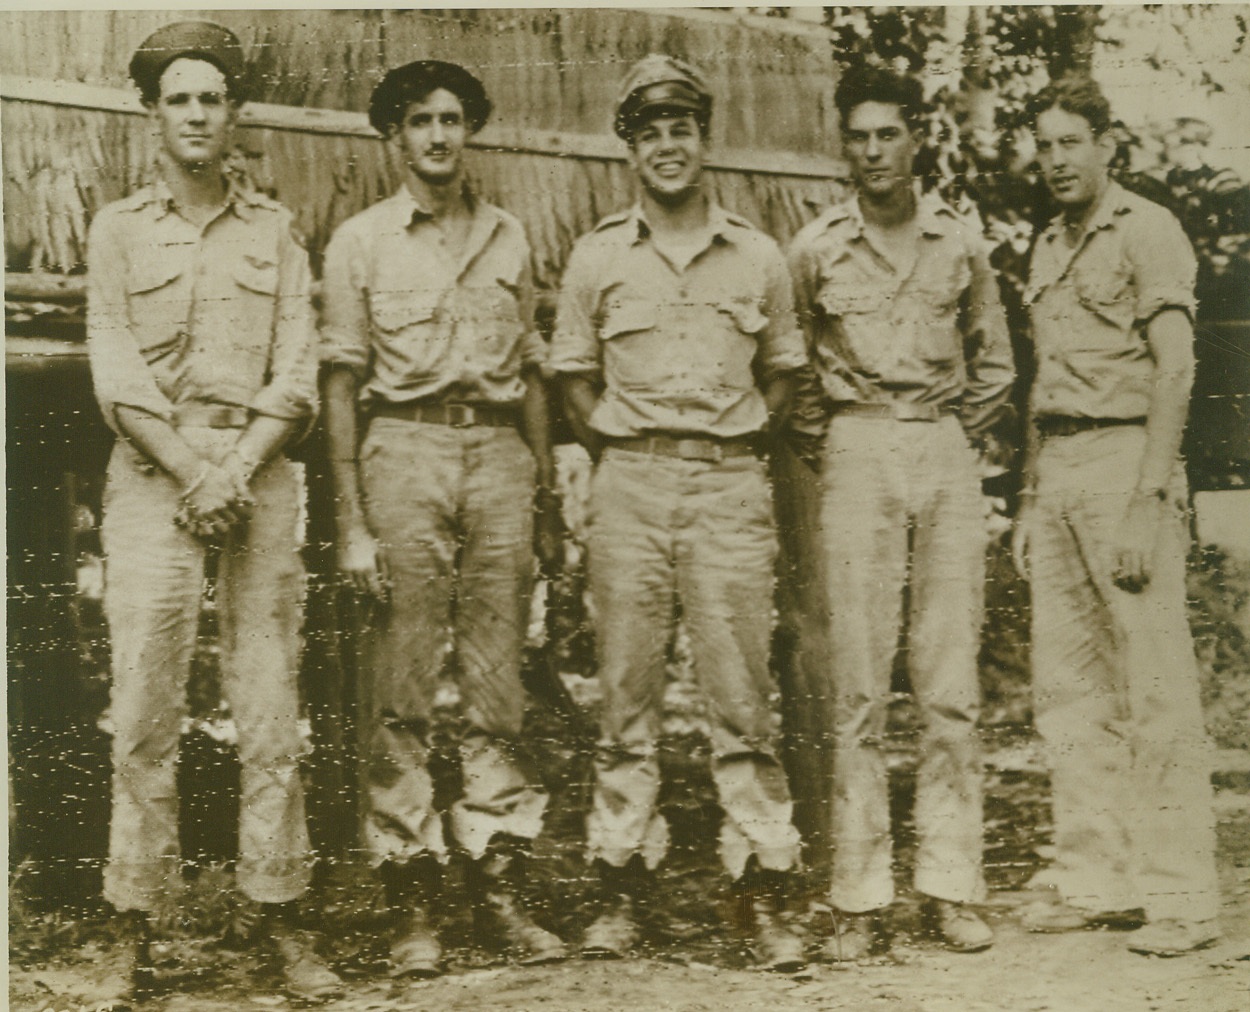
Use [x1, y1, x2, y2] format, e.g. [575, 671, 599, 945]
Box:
[787, 66, 1014, 960]
[87, 21, 340, 1001]
[551, 54, 807, 971]
[1015, 77, 1222, 957]
[320, 60, 566, 977]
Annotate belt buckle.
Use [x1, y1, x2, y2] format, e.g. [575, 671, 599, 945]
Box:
[208, 405, 239, 428]
[895, 402, 937, 422]
[446, 404, 475, 428]
[676, 438, 722, 463]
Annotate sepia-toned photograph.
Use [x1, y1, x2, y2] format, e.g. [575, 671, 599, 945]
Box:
[5, 5, 1248, 1010]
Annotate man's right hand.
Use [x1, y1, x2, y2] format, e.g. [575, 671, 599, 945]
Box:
[180, 463, 254, 539]
[338, 523, 390, 602]
[1011, 500, 1038, 580]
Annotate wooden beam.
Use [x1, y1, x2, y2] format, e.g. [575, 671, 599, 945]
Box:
[1, 75, 843, 181]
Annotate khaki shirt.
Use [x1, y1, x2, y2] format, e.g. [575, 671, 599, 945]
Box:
[550, 204, 806, 438]
[86, 180, 317, 434]
[787, 192, 1014, 436]
[1025, 181, 1196, 420]
[320, 187, 543, 407]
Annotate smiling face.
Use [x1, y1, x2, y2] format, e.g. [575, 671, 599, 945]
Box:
[628, 111, 705, 206]
[392, 87, 468, 187]
[1034, 105, 1113, 214]
[151, 57, 237, 168]
[842, 100, 920, 202]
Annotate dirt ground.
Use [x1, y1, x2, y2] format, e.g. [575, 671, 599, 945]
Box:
[10, 763, 1249, 1012]
[10, 542, 1250, 1012]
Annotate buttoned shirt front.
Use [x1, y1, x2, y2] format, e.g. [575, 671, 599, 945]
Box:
[550, 204, 806, 439]
[1025, 181, 1197, 421]
[787, 192, 1014, 435]
[320, 187, 543, 407]
[87, 179, 317, 434]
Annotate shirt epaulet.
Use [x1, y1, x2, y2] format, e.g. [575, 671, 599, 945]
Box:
[722, 210, 759, 232]
[237, 189, 285, 215]
[592, 211, 633, 234]
[113, 187, 161, 214]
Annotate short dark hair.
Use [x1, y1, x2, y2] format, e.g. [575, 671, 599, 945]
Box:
[834, 66, 926, 133]
[1024, 76, 1113, 136]
[368, 61, 491, 137]
[136, 55, 244, 107]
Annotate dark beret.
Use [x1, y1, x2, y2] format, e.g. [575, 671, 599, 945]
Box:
[129, 21, 246, 104]
[368, 60, 492, 137]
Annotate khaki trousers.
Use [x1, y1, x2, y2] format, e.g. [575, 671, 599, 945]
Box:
[101, 431, 310, 912]
[585, 448, 801, 878]
[1029, 426, 1220, 922]
[820, 415, 988, 912]
[357, 419, 547, 864]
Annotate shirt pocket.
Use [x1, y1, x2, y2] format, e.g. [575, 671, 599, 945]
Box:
[226, 254, 280, 365]
[1074, 260, 1134, 332]
[599, 298, 661, 389]
[817, 280, 893, 375]
[368, 289, 441, 333]
[127, 256, 188, 364]
[455, 278, 524, 356]
[716, 297, 769, 336]
[911, 257, 971, 364]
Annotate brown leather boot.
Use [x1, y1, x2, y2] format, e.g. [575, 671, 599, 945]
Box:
[468, 839, 567, 965]
[581, 857, 648, 959]
[382, 858, 444, 979]
[734, 866, 807, 973]
[264, 902, 343, 1003]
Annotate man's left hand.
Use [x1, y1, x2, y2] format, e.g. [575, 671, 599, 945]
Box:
[1110, 491, 1165, 593]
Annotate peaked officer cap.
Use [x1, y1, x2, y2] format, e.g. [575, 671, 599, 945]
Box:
[129, 21, 246, 102]
[368, 60, 492, 137]
[614, 53, 712, 140]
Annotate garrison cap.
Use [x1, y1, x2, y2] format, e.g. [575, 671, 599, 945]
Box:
[369, 60, 492, 137]
[129, 21, 246, 103]
[614, 54, 712, 140]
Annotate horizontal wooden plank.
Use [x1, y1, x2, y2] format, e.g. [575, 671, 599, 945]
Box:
[1, 75, 844, 181]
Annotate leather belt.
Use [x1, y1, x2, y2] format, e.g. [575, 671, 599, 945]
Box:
[605, 434, 760, 463]
[172, 403, 250, 429]
[832, 401, 957, 422]
[1035, 415, 1146, 439]
[373, 401, 518, 428]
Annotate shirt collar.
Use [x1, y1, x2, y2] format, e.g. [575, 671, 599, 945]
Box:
[147, 173, 260, 222]
[622, 200, 736, 247]
[1041, 178, 1130, 245]
[396, 180, 480, 228]
[823, 185, 953, 240]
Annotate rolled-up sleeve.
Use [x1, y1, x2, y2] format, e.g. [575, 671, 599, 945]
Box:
[959, 239, 1015, 436]
[757, 245, 807, 377]
[549, 241, 602, 376]
[251, 218, 318, 422]
[1129, 209, 1198, 323]
[319, 223, 372, 376]
[86, 208, 177, 434]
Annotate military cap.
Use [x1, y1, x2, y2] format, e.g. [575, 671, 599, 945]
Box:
[129, 21, 246, 105]
[614, 54, 712, 140]
[368, 60, 492, 137]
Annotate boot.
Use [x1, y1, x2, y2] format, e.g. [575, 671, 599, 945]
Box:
[581, 857, 648, 959]
[264, 902, 344, 1003]
[382, 858, 444, 979]
[924, 898, 994, 953]
[734, 865, 807, 974]
[820, 909, 890, 962]
[468, 837, 567, 965]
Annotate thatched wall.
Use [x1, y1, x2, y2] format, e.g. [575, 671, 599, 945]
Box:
[2, 7, 847, 285]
